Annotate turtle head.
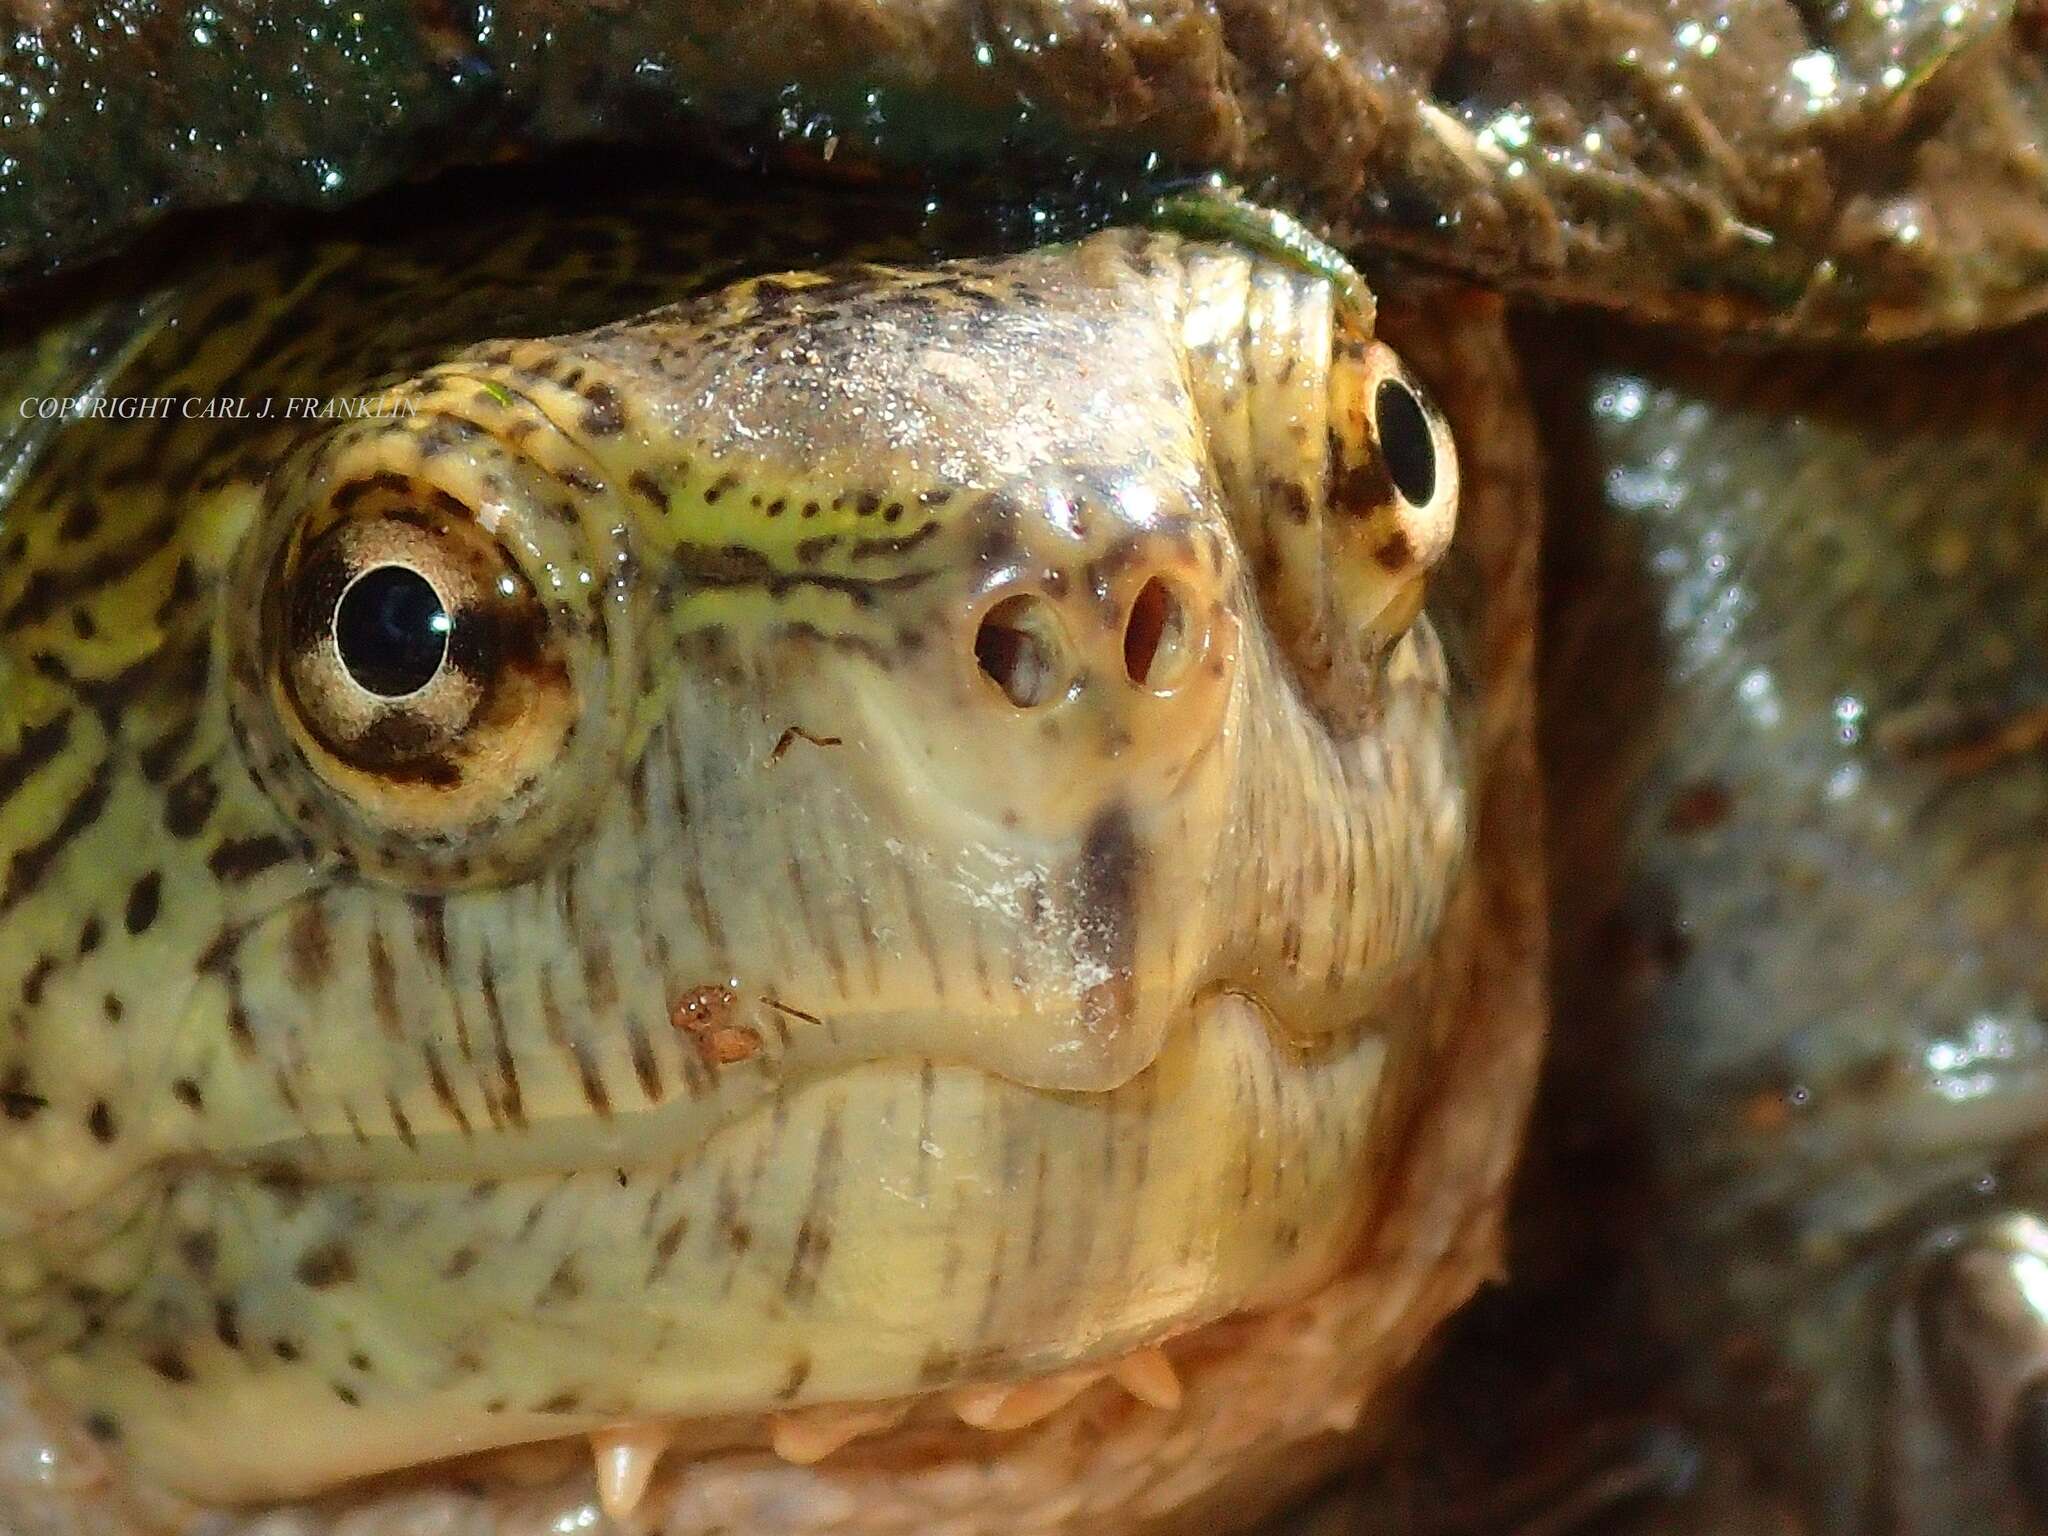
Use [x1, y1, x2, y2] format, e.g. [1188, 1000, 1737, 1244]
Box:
[1, 224, 1475, 1507]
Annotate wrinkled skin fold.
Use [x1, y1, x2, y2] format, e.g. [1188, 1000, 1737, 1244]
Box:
[0, 179, 1546, 1534]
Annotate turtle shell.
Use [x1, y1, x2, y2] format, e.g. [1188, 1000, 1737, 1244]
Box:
[1, 0, 2046, 338]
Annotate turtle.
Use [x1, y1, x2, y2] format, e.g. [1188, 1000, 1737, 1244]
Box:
[0, 162, 1547, 1535]
[2, 1, 2048, 1534]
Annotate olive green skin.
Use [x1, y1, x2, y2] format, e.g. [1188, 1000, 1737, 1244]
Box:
[0, 176, 1547, 1536]
[9, 0, 2048, 1525]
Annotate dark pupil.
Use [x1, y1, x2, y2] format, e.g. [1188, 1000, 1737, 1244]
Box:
[1376, 378, 1436, 506]
[334, 565, 450, 698]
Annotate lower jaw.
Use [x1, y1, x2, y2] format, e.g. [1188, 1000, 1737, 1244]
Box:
[8, 1249, 1451, 1536]
[34, 990, 1410, 1510]
[450, 1323, 1251, 1522]
[431, 1288, 1394, 1528]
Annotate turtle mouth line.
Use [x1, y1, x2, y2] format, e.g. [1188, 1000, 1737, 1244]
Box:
[214, 982, 1314, 1188]
[414, 1320, 1308, 1526]
[577, 1340, 1189, 1520]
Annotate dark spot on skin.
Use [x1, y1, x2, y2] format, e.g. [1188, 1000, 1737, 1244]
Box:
[102, 994, 124, 1024]
[443, 1245, 479, 1280]
[368, 929, 403, 1040]
[178, 1230, 218, 1275]
[207, 835, 293, 883]
[228, 1003, 255, 1055]
[149, 1348, 191, 1383]
[0, 717, 71, 815]
[779, 1354, 814, 1399]
[286, 904, 333, 992]
[124, 872, 162, 936]
[386, 1091, 417, 1150]
[648, 1215, 690, 1283]
[295, 1241, 355, 1289]
[628, 470, 666, 511]
[1271, 477, 1311, 525]
[195, 926, 240, 976]
[787, 1215, 832, 1301]
[1073, 805, 1141, 1030]
[1326, 426, 1396, 519]
[851, 523, 941, 563]
[1373, 528, 1416, 572]
[86, 1100, 115, 1143]
[411, 897, 452, 966]
[2, 1065, 47, 1119]
[581, 382, 624, 436]
[164, 768, 219, 838]
[541, 1256, 584, 1305]
[59, 501, 101, 541]
[83, 1413, 119, 1443]
[333, 1383, 361, 1407]
[21, 954, 54, 1007]
[213, 1300, 242, 1350]
[172, 1078, 203, 1111]
[273, 1338, 302, 1362]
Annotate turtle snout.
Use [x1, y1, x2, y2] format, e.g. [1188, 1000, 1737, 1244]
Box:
[968, 565, 1223, 711]
[876, 527, 1243, 837]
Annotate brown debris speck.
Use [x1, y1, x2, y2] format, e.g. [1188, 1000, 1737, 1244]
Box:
[670, 984, 762, 1066]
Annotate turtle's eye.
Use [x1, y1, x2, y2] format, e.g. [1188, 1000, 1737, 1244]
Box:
[334, 565, 451, 698]
[1324, 332, 1459, 653]
[227, 371, 635, 889]
[1376, 377, 1438, 508]
[231, 444, 603, 888]
[271, 482, 572, 811]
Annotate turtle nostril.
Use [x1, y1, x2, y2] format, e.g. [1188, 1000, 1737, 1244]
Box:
[1123, 577, 1191, 691]
[975, 595, 1064, 708]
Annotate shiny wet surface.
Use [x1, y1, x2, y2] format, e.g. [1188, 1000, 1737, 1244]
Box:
[1308, 315, 2048, 1536]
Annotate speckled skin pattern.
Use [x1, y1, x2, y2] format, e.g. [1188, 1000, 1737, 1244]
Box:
[0, 185, 1546, 1535]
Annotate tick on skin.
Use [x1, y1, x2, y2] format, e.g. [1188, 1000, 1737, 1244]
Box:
[670, 984, 763, 1066]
